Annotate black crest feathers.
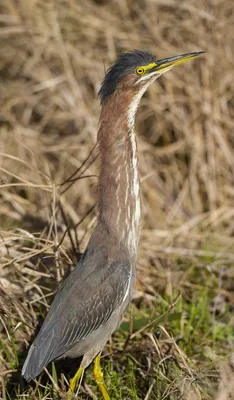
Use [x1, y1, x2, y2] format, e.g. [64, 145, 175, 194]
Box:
[98, 50, 156, 104]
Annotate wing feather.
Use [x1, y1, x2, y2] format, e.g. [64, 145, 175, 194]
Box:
[22, 249, 132, 381]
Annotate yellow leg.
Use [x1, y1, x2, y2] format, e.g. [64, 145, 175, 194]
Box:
[93, 355, 110, 400]
[67, 366, 83, 399]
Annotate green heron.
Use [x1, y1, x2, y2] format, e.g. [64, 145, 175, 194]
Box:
[22, 50, 204, 399]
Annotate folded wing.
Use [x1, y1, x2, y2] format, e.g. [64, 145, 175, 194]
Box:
[22, 250, 131, 381]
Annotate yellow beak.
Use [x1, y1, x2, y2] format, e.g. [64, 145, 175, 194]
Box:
[152, 51, 204, 73]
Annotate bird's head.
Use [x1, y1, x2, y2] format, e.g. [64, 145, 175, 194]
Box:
[98, 50, 204, 105]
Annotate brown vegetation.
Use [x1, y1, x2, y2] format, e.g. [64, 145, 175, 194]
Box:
[0, 0, 234, 399]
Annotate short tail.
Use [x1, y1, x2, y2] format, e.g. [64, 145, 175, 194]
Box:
[21, 344, 44, 381]
[22, 334, 56, 381]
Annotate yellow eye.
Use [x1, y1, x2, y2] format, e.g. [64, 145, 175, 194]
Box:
[136, 67, 145, 75]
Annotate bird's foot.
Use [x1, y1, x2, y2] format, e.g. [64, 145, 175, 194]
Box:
[67, 366, 83, 399]
[93, 355, 111, 400]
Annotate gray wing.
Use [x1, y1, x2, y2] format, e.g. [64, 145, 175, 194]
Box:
[22, 247, 131, 381]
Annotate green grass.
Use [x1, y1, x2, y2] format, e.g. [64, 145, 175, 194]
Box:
[2, 256, 233, 400]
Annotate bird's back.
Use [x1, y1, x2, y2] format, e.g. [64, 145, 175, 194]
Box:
[22, 223, 134, 381]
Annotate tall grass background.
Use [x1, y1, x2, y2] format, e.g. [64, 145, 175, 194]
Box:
[0, 0, 234, 399]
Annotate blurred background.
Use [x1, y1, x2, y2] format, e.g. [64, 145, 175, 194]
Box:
[0, 0, 234, 399]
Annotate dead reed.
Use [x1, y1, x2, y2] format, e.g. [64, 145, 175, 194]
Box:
[0, 0, 234, 399]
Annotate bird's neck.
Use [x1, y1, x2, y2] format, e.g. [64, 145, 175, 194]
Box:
[97, 92, 143, 258]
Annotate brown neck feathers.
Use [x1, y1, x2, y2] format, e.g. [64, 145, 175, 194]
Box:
[97, 89, 141, 258]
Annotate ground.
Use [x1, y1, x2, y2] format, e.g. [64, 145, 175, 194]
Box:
[0, 0, 234, 399]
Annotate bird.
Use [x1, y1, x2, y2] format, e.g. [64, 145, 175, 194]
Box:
[22, 49, 204, 399]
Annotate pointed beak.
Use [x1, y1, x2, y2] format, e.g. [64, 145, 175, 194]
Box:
[151, 51, 205, 73]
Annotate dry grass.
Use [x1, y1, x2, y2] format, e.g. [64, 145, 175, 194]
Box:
[0, 0, 234, 399]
